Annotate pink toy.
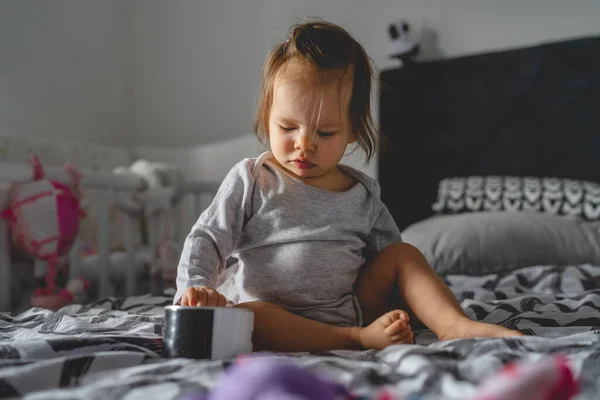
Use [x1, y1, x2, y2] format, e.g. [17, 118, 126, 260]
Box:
[473, 354, 578, 400]
[2, 155, 88, 309]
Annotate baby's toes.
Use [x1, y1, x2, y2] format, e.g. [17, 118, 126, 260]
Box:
[384, 318, 408, 336]
[376, 310, 398, 328]
[391, 328, 414, 344]
[396, 310, 410, 323]
[384, 310, 408, 325]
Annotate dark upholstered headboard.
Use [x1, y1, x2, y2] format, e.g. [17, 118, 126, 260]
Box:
[378, 35, 600, 230]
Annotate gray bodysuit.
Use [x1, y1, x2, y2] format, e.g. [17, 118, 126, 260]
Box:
[174, 151, 402, 327]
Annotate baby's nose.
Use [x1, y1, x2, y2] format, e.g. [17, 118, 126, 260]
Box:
[295, 132, 316, 151]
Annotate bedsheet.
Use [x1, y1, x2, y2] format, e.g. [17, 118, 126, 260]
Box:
[2, 264, 600, 399]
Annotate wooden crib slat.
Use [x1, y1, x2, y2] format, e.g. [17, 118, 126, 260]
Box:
[148, 212, 160, 294]
[69, 238, 82, 283]
[194, 194, 201, 221]
[123, 213, 136, 297]
[174, 202, 183, 244]
[0, 218, 11, 312]
[97, 190, 112, 299]
[0, 162, 144, 190]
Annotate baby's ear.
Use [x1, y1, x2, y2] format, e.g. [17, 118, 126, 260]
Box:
[348, 133, 357, 144]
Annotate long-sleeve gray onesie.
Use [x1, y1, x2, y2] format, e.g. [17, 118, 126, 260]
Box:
[174, 151, 402, 327]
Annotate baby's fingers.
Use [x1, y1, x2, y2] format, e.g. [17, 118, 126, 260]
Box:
[195, 289, 208, 307]
[201, 289, 227, 307]
[182, 288, 197, 306]
[204, 289, 220, 306]
[216, 293, 227, 307]
[181, 287, 224, 307]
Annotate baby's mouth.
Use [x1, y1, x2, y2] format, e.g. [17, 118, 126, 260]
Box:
[291, 159, 316, 169]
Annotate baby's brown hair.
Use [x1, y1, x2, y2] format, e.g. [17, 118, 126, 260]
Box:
[254, 21, 379, 163]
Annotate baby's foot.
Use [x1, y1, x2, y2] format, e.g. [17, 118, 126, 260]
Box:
[439, 319, 523, 341]
[359, 310, 413, 350]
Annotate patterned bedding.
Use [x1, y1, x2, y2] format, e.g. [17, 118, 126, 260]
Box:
[2, 264, 600, 399]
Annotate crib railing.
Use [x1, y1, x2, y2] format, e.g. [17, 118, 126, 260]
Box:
[0, 161, 220, 313]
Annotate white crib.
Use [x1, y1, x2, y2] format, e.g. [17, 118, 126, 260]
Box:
[0, 160, 220, 313]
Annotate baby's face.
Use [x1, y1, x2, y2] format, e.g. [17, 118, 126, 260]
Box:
[268, 66, 355, 186]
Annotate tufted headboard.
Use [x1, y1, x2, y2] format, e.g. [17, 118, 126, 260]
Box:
[378, 35, 600, 230]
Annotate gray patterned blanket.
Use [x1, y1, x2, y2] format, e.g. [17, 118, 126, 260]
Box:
[2, 264, 600, 399]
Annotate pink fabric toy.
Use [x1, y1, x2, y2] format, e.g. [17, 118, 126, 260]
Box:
[473, 354, 578, 400]
[2, 155, 88, 309]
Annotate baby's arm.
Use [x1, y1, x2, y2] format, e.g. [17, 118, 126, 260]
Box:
[174, 160, 254, 305]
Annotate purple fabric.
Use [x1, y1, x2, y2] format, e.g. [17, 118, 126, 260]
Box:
[184, 357, 350, 400]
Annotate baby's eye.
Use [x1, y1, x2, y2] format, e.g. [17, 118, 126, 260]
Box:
[279, 125, 295, 132]
[317, 130, 337, 138]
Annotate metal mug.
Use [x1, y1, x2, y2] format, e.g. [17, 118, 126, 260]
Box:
[163, 306, 254, 360]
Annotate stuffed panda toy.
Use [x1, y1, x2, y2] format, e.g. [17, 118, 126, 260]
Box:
[387, 20, 420, 65]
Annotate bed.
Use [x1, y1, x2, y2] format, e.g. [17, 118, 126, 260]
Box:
[2, 266, 600, 399]
[2, 35, 600, 399]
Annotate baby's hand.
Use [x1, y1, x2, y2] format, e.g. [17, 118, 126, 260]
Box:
[181, 286, 227, 307]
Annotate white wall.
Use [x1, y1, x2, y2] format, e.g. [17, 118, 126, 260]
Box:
[0, 0, 133, 145]
[130, 0, 600, 179]
[3, 1, 600, 177]
[130, 1, 266, 148]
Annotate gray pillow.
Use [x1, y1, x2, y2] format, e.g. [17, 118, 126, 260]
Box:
[401, 211, 600, 276]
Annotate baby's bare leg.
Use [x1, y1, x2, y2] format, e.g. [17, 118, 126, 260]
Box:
[234, 301, 409, 352]
[234, 301, 362, 352]
[356, 243, 522, 340]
